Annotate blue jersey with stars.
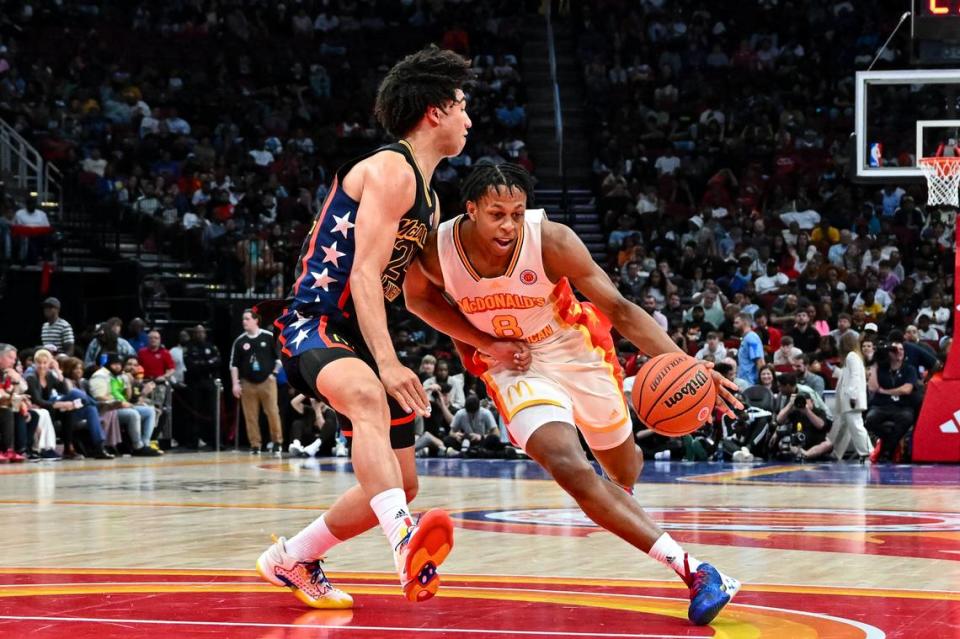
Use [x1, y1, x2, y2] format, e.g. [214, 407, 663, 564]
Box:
[276, 142, 438, 358]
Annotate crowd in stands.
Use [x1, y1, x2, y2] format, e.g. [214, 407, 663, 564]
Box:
[0, 297, 519, 462]
[569, 0, 952, 463]
[0, 0, 531, 287]
[0, 1, 951, 464]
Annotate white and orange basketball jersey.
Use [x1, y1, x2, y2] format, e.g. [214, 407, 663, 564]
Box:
[437, 210, 631, 452]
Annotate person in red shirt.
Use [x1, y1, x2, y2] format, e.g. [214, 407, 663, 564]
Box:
[137, 330, 175, 381]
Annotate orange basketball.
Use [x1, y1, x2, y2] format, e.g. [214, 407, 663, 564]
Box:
[632, 352, 716, 437]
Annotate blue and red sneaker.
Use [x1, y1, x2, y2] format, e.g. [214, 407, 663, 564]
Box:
[687, 563, 741, 625]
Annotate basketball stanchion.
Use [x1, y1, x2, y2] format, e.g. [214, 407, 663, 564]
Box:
[911, 156, 960, 462]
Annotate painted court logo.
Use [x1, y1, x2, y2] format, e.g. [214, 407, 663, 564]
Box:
[520, 269, 538, 285]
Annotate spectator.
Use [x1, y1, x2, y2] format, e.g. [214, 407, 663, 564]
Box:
[84, 318, 137, 368]
[916, 292, 951, 334]
[27, 349, 114, 459]
[695, 332, 726, 362]
[754, 260, 789, 296]
[230, 309, 282, 454]
[888, 329, 939, 380]
[12, 196, 51, 262]
[735, 313, 764, 386]
[417, 354, 437, 382]
[641, 295, 668, 331]
[791, 354, 826, 398]
[865, 340, 918, 463]
[183, 324, 221, 449]
[687, 287, 725, 327]
[0, 344, 27, 462]
[169, 330, 190, 385]
[829, 313, 858, 348]
[448, 394, 498, 455]
[683, 305, 717, 345]
[789, 309, 820, 353]
[808, 333, 871, 461]
[89, 353, 159, 456]
[422, 359, 465, 413]
[916, 315, 939, 341]
[288, 395, 338, 457]
[495, 95, 526, 131]
[127, 318, 149, 353]
[40, 297, 74, 356]
[772, 373, 831, 460]
[138, 331, 175, 381]
[757, 365, 778, 394]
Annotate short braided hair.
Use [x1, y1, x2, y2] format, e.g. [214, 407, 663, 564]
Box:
[460, 161, 535, 207]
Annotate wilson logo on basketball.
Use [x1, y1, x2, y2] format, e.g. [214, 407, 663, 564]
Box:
[663, 370, 710, 408]
[649, 356, 685, 393]
[697, 406, 711, 422]
[520, 269, 538, 285]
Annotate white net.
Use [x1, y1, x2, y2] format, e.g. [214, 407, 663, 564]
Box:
[919, 157, 960, 208]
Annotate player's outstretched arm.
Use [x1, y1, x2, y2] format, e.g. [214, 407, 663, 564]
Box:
[404, 241, 531, 372]
[542, 220, 741, 416]
[350, 153, 429, 415]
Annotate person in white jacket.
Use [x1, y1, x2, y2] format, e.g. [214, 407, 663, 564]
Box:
[801, 332, 872, 461]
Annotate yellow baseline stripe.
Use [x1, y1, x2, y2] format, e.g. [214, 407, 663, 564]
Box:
[1, 568, 957, 601]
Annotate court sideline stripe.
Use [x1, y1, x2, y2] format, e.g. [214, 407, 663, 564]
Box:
[0, 614, 692, 638]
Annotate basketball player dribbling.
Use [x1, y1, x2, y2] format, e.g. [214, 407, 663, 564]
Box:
[254, 49, 531, 608]
[403, 162, 744, 625]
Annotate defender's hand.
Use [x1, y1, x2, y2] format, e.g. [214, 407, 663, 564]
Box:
[379, 361, 430, 416]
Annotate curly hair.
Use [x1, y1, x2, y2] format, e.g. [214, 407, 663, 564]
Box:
[374, 46, 471, 139]
[460, 161, 535, 207]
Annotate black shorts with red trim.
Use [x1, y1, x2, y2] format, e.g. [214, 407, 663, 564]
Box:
[275, 311, 415, 450]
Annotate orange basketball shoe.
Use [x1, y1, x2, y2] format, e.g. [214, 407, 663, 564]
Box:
[394, 509, 455, 602]
[256, 536, 353, 609]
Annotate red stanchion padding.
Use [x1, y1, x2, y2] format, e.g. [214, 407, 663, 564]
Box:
[913, 221, 960, 462]
[912, 374, 960, 462]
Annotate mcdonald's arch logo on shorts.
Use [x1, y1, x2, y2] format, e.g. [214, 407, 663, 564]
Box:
[506, 381, 534, 403]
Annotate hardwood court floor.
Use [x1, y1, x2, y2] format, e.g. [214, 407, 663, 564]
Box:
[2, 454, 959, 638]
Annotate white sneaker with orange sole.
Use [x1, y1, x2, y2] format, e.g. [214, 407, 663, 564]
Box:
[256, 536, 353, 609]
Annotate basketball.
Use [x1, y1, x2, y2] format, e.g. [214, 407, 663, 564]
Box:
[632, 353, 716, 437]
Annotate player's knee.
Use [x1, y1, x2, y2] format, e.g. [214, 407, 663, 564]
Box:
[338, 383, 388, 424]
[548, 457, 597, 499]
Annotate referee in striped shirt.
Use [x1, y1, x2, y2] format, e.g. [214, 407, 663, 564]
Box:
[40, 297, 74, 356]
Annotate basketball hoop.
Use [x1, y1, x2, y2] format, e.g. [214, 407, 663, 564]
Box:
[919, 156, 960, 208]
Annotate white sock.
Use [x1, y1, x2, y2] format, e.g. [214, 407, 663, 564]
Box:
[649, 533, 702, 584]
[286, 514, 343, 561]
[370, 488, 414, 551]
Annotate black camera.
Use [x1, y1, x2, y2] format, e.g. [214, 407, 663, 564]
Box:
[794, 395, 807, 409]
[775, 420, 806, 460]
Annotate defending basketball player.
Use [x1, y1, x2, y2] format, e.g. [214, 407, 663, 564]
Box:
[254, 48, 530, 608]
[403, 163, 744, 626]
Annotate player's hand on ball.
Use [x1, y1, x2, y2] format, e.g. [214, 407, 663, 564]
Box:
[700, 361, 743, 419]
[485, 341, 531, 371]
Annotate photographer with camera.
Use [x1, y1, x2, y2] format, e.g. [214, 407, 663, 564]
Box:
[770, 373, 831, 460]
[865, 339, 918, 463]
